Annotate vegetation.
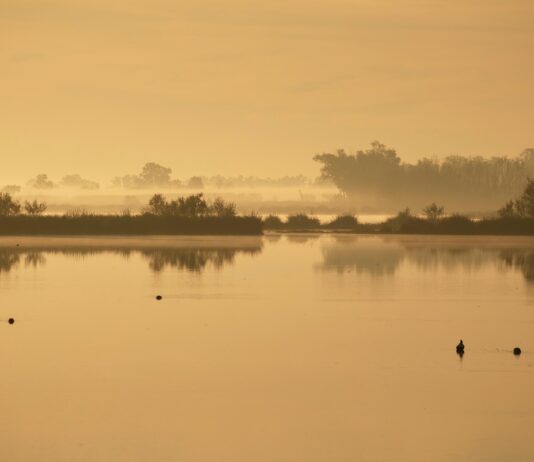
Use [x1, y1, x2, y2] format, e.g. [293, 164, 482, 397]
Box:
[0, 215, 262, 235]
[286, 214, 321, 229]
[0, 193, 21, 216]
[187, 176, 204, 189]
[3, 180, 534, 235]
[146, 193, 236, 218]
[60, 174, 100, 190]
[1, 185, 21, 194]
[261, 181, 534, 235]
[0, 192, 261, 235]
[24, 200, 47, 216]
[314, 141, 534, 211]
[262, 215, 284, 229]
[422, 203, 445, 222]
[497, 178, 534, 219]
[324, 215, 359, 229]
[112, 162, 182, 189]
[28, 174, 55, 189]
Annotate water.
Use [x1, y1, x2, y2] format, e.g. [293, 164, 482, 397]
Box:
[1, 234, 534, 462]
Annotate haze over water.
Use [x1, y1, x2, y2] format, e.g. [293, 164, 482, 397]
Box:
[1, 235, 534, 462]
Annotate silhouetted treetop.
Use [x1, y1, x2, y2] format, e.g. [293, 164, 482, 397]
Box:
[0, 193, 21, 216]
[28, 174, 55, 189]
[146, 193, 236, 218]
[499, 178, 534, 219]
[113, 162, 181, 189]
[61, 174, 100, 190]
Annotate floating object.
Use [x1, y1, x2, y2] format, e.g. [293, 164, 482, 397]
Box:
[156, 295, 162, 300]
[8, 318, 14, 325]
[513, 347, 522, 356]
[456, 340, 465, 354]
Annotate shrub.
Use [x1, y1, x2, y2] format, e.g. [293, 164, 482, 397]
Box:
[423, 203, 445, 221]
[325, 215, 359, 229]
[0, 193, 21, 216]
[285, 214, 321, 229]
[24, 200, 47, 216]
[263, 215, 283, 229]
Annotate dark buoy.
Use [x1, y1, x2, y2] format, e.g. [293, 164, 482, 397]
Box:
[8, 318, 15, 325]
[513, 347, 522, 356]
[156, 295, 162, 300]
[456, 339, 465, 354]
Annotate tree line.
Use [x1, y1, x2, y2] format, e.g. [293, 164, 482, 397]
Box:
[314, 141, 534, 211]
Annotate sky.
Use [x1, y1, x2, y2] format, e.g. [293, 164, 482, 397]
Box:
[1, 0, 533, 183]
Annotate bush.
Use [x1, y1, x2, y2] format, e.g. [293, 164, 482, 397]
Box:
[263, 215, 283, 229]
[325, 215, 359, 229]
[0, 193, 21, 216]
[423, 203, 445, 221]
[285, 214, 321, 229]
[24, 200, 47, 216]
[210, 197, 236, 217]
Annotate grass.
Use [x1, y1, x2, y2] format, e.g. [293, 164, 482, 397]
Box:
[263, 213, 534, 235]
[2, 211, 534, 236]
[0, 214, 263, 235]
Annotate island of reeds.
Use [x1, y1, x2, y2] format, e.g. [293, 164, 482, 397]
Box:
[2, 179, 534, 236]
[0, 193, 262, 235]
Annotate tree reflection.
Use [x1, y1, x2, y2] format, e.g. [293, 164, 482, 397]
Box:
[0, 244, 262, 274]
[499, 250, 534, 282]
[0, 251, 20, 272]
[319, 237, 534, 283]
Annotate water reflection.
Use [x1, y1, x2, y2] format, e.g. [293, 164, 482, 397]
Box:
[0, 237, 262, 274]
[320, 236, 534, 283]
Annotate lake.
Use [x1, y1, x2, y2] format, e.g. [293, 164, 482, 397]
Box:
[1, 234, 534, 462]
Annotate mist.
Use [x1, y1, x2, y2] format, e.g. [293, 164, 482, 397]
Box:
[4, 143, 534, 218]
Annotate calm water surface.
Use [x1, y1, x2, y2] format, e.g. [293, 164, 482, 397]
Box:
[1, 234, 534, 462]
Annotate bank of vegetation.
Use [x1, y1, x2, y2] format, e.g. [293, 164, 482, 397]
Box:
[0, 193, 262, 235]
[263, 179, 534, 236]
[3, 179, 534, 236]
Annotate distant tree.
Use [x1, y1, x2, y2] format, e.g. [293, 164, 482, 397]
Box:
[61, 174, 99, 190]
[24, 200, 47, 216]
[313, 141, 534, 211]
[514, 178, 534, 218]
[140, 163, 172, 187]
[498, 200, 517, 219]
[113, 174, 146, 189]
[210, 197, 236, 217]
[0, 193, 21, 216]
[314, 141, 402, 196]
[1, 185, 21, 194]
[187, 176, 204, 189]
[113, 163, 180, 189]
[423, 203, 445, 221]
[29, 174, 55, 189]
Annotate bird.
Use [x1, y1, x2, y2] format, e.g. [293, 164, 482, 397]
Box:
[456, 340, 465, 354]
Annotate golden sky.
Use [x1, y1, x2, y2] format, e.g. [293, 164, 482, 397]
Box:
[2, 0, 533, 182]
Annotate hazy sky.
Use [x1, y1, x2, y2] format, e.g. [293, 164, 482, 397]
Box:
[2, 0, 533, 183]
